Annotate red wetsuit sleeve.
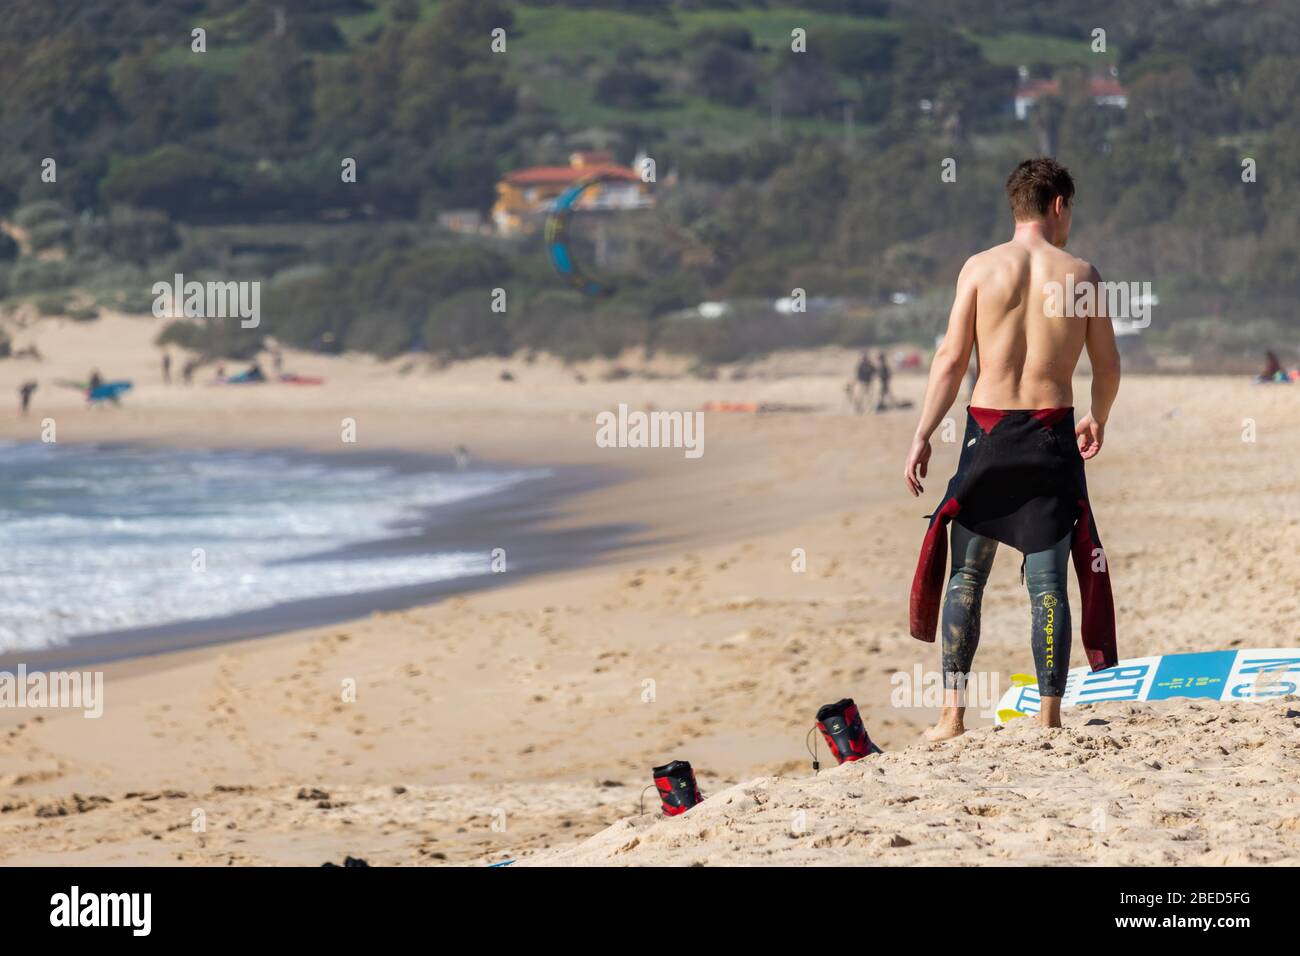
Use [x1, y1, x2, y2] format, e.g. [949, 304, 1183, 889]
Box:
[910, 498, 960, 642]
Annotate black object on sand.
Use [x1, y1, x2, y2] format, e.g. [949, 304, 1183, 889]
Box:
[651, 760, 704, 816]
[814, 698, 882, 766]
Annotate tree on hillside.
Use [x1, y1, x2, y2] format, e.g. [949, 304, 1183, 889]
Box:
[313, 25, 406, 140]
[0, 29, 115, 146]
[890, 25, 1012, 126]
[220, 34, 316, 150]
[595, 67, 663, 110]
[1243, 57, 1300, 128]
[1121, 67, 1221, 147]
[691, 44, 761, 108]
[99, 145, 234, 217]
[395, 0, 517, 141]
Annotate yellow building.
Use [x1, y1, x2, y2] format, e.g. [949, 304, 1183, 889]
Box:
[492, 151, 652, 236]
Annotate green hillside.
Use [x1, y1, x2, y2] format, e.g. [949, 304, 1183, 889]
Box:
[0, 0, 1297, 365]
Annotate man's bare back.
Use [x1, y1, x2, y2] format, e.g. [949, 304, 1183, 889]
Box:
[965, 236, 1097, 410]
[904, 220, 1121, 499]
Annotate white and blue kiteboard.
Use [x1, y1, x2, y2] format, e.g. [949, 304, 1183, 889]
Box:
[995, 647, 1300, 724]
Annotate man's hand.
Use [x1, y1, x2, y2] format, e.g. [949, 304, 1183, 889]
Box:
[1076, 414, 1104, 460]
[904, 436, 932, 496]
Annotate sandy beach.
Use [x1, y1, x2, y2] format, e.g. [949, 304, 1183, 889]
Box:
[527, 697, 1300, 866]
[0, 311, 1296, 866]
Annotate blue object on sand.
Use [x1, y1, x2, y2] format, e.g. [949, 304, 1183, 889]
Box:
[88, 381, 132, 402]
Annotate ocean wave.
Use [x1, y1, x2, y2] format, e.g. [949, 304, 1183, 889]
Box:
[0, 444, 543, 652]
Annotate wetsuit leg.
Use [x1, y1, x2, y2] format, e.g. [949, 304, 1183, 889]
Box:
[1025, 532, 1073, 696]
[940, 522, 997, 693]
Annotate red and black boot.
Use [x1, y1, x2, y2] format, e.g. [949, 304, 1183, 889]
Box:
[652, 760, 704, 816]
[815, 698, 882, 764]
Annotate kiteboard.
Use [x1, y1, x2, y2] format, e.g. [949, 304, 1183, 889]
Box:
[57, 379, 133, 403]
[89, 381, 132, 402]
[995, 647, 1300, 724]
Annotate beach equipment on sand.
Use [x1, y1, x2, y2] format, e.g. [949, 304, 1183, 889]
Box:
[89, 381, 132, 402]
[809, 698, 882, 771]
[650, 760, 704, 816]
[216, 372, 324, 385]
[995, 647, 1300, 724]
[700, 401, 826, 414]
[56, 379, 133, 403]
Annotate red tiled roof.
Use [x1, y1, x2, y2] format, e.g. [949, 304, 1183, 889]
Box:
[1016, 78, 1059, 97]
[1088, 76, 1126, 97]
[503, 164, 639, 186]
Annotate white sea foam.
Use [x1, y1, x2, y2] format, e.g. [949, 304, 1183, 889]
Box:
[0, 444, 542, 652]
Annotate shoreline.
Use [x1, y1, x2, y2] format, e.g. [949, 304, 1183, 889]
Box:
[1, 449, 632, 672]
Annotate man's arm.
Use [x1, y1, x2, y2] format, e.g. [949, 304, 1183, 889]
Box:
[904, 259, 978, 496]
[1077, 264, 1120, 460]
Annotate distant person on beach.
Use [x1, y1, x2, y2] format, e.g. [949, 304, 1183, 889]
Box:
[875, 350, 893, 412]
[851, 351, 876, 414]
[89, 369, 102, 391]
[272, 347, 284, 376]
[182, 358, 197, 385]
[161, 351, 172, 384]
[904, 158, 1121, 739]
[1256, 350, 1286, 383]
[19, 380, 37, 415]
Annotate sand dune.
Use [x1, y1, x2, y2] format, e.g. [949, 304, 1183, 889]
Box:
[521, 698, 1300, 866]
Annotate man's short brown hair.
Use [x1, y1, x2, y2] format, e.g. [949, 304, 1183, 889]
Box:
[1005, 158, 1075, 220]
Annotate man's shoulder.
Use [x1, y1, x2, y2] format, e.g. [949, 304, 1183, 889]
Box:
[960, 242, 1017, 276]
[966, 243, 1097, 277]
[1043, 245, 1097, 278]
[965, 241, 1015, 264]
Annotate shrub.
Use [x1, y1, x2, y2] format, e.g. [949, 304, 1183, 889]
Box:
[155, 318, 264, 361]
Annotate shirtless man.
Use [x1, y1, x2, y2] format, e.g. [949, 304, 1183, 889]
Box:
[903, 157, 1121, 739]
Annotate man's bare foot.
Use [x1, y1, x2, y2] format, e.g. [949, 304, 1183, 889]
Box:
[924, 718, 966, 741]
